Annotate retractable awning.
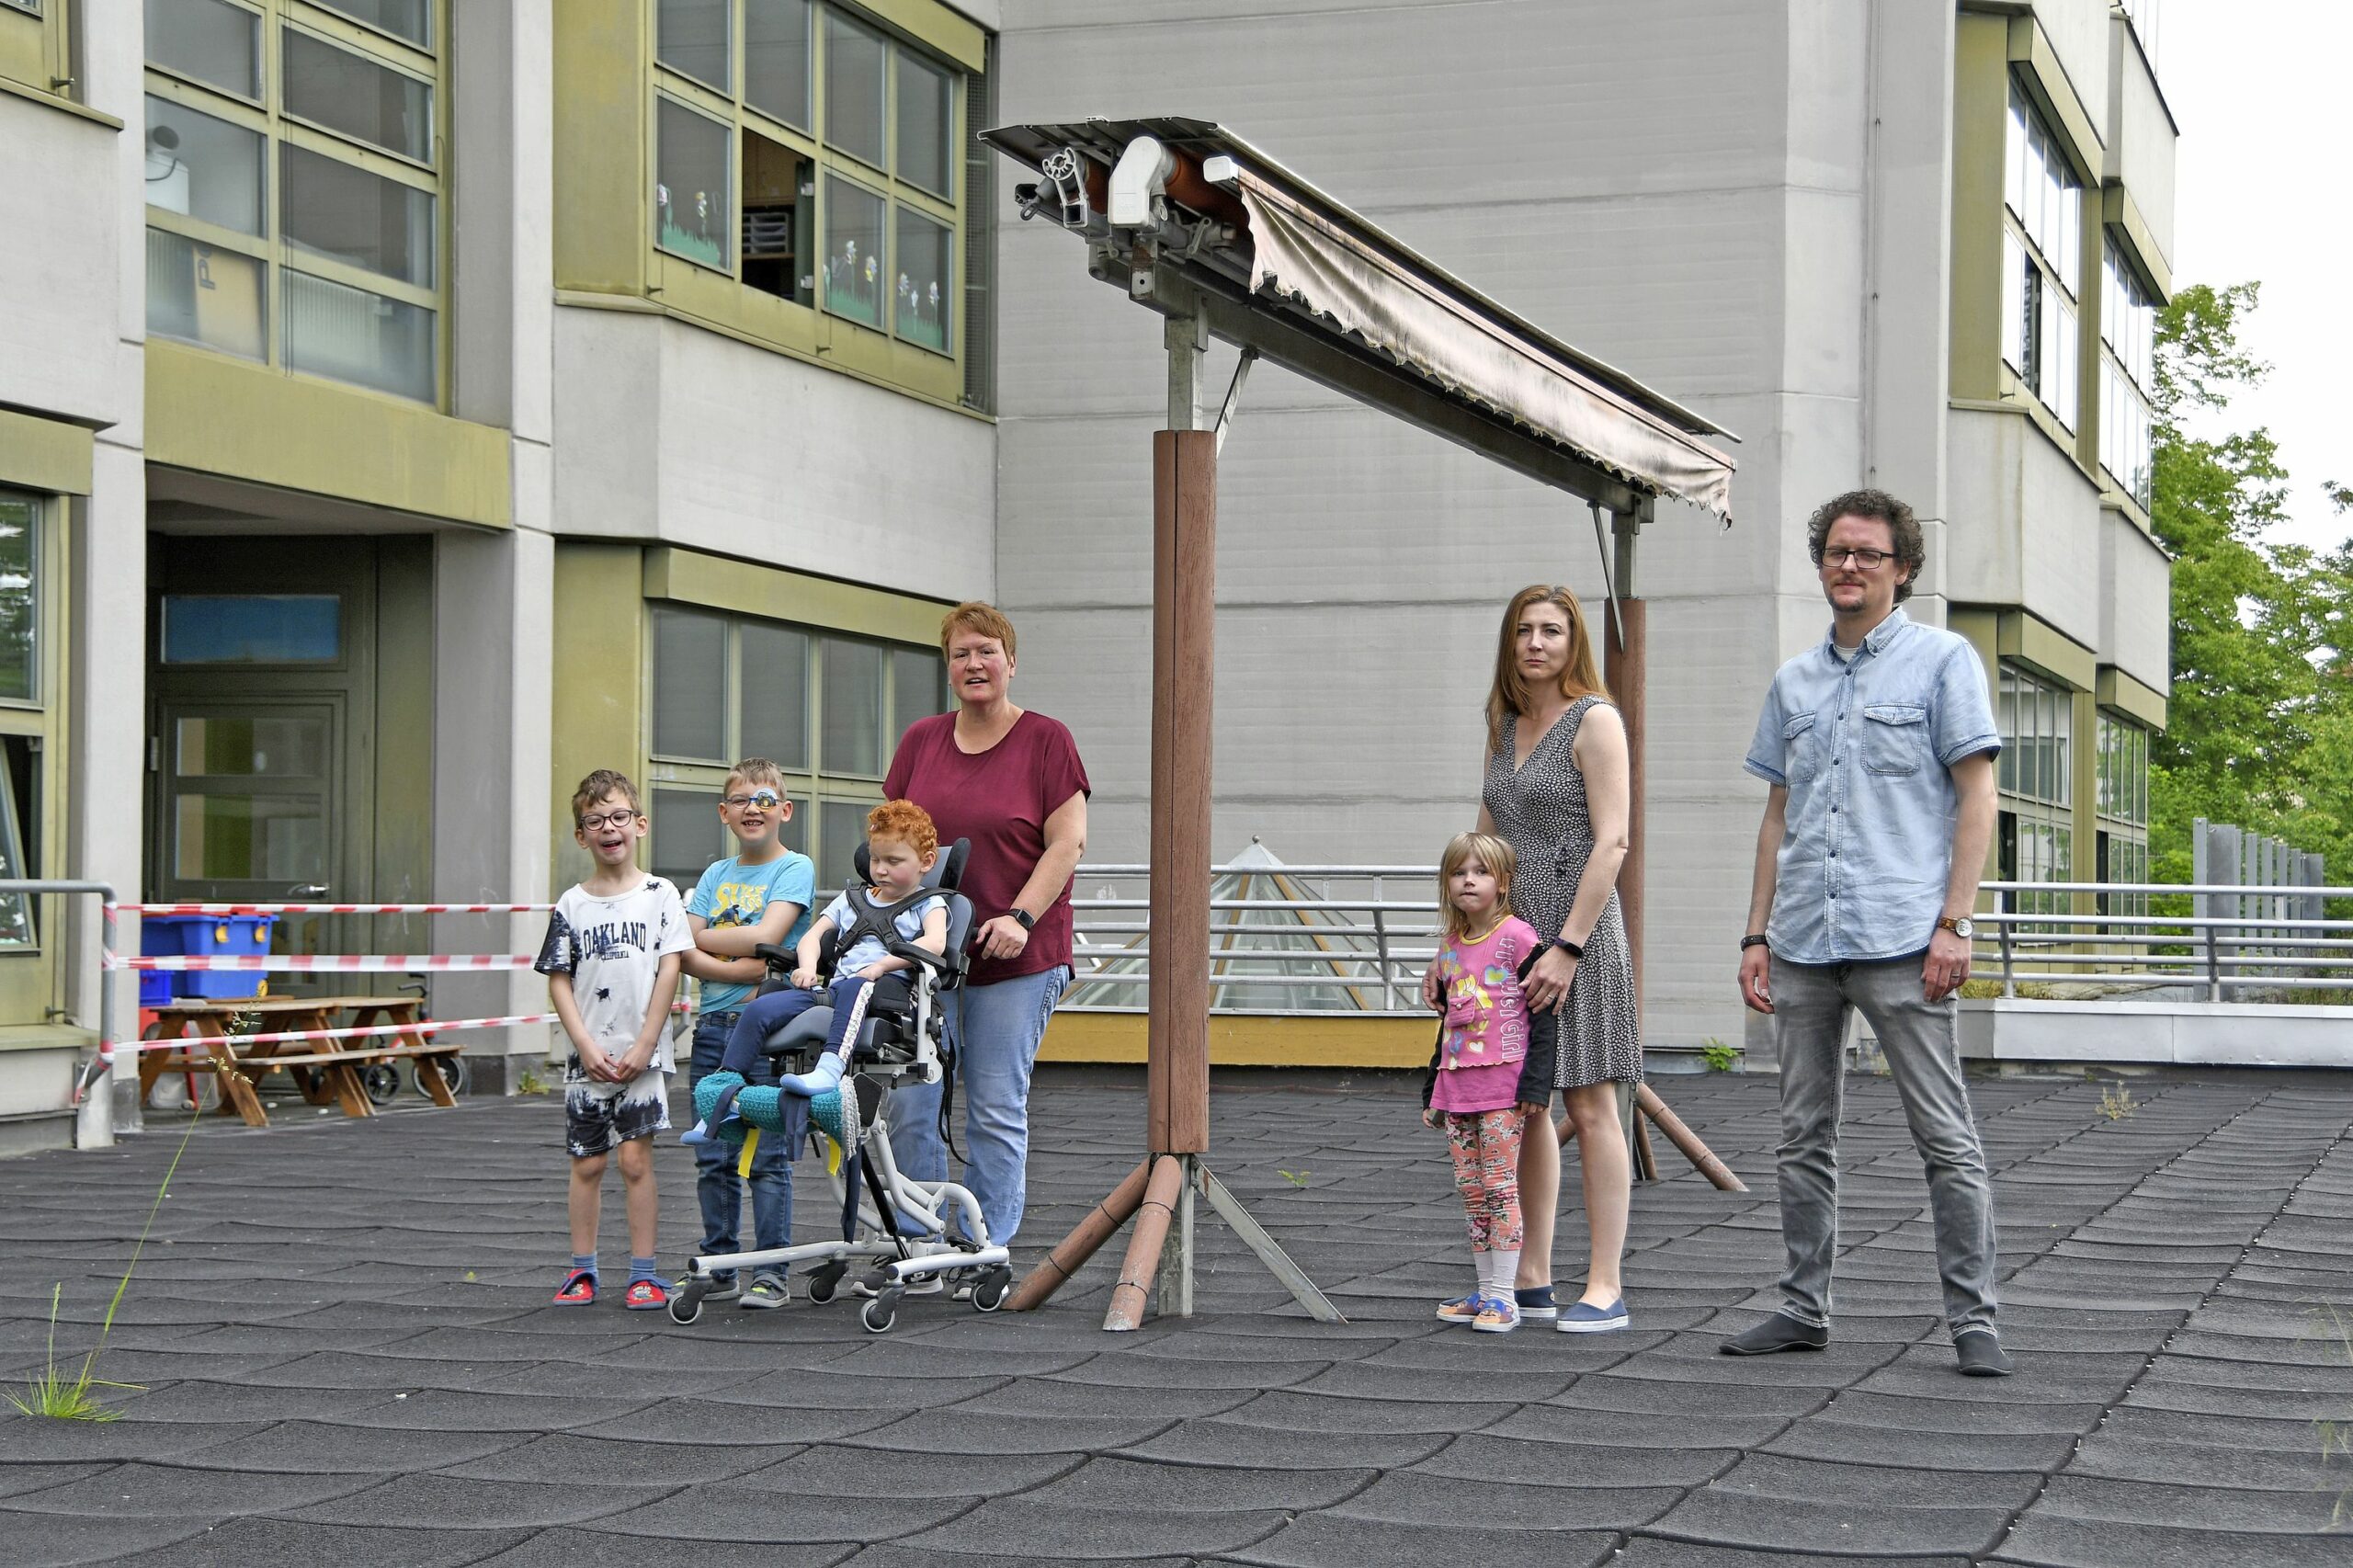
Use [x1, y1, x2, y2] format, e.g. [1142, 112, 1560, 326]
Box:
[983, 116, 1738, 520]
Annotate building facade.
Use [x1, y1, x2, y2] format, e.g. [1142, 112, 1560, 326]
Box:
[0, 0, 2169, 1149]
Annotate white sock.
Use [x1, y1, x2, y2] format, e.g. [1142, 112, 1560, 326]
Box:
[779, 1050, 846, 1096]
[1472, 1251, 1503, 1297]
[1492, 1249, 1520, 1300]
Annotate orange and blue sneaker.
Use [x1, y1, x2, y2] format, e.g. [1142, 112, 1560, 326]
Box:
[1472, 1295, 1521, 1335]
[1435, 1292, 1485, 1326]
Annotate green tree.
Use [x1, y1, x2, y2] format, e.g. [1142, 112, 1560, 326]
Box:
[2149, 283, 2353, 883]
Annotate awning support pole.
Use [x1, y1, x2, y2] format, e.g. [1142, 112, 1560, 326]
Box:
[1213, 347, 1259, 455]
[1588, 500, 1625, 653]
[1013, 325, 1341, 1330]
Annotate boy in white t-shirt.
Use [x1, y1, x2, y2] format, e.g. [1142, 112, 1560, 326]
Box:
[536, 768, 695, 1311]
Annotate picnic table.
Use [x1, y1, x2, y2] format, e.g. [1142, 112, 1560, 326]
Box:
[138, 994, 463, 1129]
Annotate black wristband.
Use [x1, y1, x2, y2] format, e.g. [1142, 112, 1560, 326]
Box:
[1549, 937, 1585, 961]
[1740, 934, 1771, 951]
[1009, 907, 1037, 931]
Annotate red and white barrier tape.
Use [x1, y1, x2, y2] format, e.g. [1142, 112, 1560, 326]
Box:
[108, 953, 535, 972]
[101, 1011, 561, 1057]
[112, 902, 556, 916]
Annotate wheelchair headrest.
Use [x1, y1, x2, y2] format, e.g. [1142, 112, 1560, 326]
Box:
[851, 835, 970, 892]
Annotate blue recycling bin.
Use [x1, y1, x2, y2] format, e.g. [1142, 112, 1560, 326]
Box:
[141, 915, 276, 1003]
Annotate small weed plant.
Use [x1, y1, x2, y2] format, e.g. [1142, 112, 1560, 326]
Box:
[2097, 1085, 2138, 1121]
[1278, 1169, 1312, 1187]
[2313, 1306, 2352, 1528]
[516, 1068, 549, 1096]
[1699, 1039, 1742, 1074]
[6, 1114, 198, 1421]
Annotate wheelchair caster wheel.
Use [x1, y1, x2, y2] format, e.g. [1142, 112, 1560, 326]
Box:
[668, 1285, 706, 1326]
[861, 1289, 902, 1335]
[970, 1267, 1012, 1313]
[804, 1264, 845, 1305]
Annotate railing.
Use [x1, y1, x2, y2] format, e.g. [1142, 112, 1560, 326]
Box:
[1063, 868, 2353, 1012]
[1977, 880, 2353, 1003]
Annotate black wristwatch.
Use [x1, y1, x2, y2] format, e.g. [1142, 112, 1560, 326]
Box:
[1546, 937, 1585, 960]
[1741, 934, 1771, 951]
[1008, 907, 1037, 932]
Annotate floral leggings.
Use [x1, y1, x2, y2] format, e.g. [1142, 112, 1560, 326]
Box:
[1442, 1108, 1526, 1252]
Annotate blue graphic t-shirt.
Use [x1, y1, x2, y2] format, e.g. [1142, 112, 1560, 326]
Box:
[687, 850, 816, 1014]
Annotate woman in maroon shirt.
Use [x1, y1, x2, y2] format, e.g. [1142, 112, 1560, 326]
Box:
[883, 602, 1090, 1256]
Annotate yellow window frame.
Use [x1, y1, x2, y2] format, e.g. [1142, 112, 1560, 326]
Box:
[142, 0, 452, 407]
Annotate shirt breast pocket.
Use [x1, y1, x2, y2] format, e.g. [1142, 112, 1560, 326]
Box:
[1781, 710, 1822, 779]
[1862, 702, 1930, 776]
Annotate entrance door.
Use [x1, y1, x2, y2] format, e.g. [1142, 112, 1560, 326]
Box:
[148, 539, 382, 994]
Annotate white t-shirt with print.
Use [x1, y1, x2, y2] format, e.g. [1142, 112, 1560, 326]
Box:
[534, 876, 696, 1070]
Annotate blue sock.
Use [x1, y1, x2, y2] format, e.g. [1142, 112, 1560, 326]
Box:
[779, 1050, 846, 1097]
[571, 1252, 597, 1280]
[629, 1255, 658, 1285]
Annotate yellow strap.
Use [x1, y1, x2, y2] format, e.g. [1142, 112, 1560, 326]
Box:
[819, 1131, 842, 1176]
[735, 1126, 760, 1178]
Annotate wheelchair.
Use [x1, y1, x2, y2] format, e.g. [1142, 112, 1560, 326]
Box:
[667, 836, 1014, 1334]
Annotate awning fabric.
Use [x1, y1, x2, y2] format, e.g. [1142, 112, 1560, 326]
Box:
[1235, 180, 1734, 520]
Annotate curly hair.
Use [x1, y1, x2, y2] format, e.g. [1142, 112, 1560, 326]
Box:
[570, 768, 642, 826]
[866, 799, 939, 858]
[1806, 488, 1926, 604]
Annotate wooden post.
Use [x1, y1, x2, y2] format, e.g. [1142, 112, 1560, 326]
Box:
[1604, 596, 1645, 1003]
[1104, 1153, 1187, 1331]
[1008, 1156, 1152, 1312]
[1147, 429, 1215, 1156]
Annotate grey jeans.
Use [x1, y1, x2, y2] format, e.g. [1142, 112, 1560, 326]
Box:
[1769, 955, 1998, 1336]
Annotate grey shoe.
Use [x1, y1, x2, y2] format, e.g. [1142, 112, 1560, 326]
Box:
[741, 1273, 790, 1310]
[1720, 1314, 1829, 1356]
[1955, 1329, 2013, 1377]
[702, 1273, 742, 1303]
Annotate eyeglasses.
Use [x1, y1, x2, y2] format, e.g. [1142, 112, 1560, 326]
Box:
[1824, 548, 1893, 571]
[579, 811, 640, 831]
[721, 790, 784, 811]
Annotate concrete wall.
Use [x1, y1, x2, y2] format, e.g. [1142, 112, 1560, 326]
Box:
[2030, 0, 2112, 149]
[2109, 21, 2176, 268]
[2099, 508, 2170, 692]
[551, 309, 995, 606]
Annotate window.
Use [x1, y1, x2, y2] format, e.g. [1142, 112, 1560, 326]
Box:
[0, 490, 51, 949]
[161, 594, 343, 665]
[2001, 80, 2083, 428]
[647, 606, 946, 891]
[2100, 241, 2158, 512]
[0, 493, 37, 705]
[144, 1, 447, 404]
[0, 0, 70, 99]
[1997, 663, 2075, 930]
[2120, 0, 2160, 69]
[648, 1, 970, 363]
[2095, 712, 2150, 918]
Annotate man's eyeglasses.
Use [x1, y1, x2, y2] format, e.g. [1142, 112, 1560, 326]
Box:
[580, 811, 640, 830]
[1824, 548, 1893, 571]
[722, 790, 784, 811]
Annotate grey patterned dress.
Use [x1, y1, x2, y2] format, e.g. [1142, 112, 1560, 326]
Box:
[1483, 696, 1643, 1089]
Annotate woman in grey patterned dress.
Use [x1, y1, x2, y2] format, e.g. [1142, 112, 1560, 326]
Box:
[1429, 584, 1640, 1332]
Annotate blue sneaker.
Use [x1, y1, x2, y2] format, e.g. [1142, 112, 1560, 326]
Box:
[1435, 1293, 1484, 1326]
[1514, 1285, 1558, 1322]
[1557, 1298, 1630, 1334]
[1472, 1296, 1520, 1335]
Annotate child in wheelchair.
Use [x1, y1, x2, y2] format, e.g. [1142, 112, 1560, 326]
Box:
[669, 800, 1017, 1331]
[686, 799, 949, 1123]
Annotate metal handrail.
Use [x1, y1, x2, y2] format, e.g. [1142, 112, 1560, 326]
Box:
[1064, 867, 2353, 1012]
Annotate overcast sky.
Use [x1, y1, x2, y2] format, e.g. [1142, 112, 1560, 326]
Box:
[2164, 2, 2353, 552]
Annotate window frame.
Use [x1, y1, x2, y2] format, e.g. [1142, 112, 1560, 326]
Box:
[645, 0, 969, 378]
[0, 0, 71, 102]
[2000, 76, 2086, 432]
[2098, 238, 2159, 513]
[644, 603, 948, 892]
[0, 486, 64, 956]
[142, 0, 450, 407]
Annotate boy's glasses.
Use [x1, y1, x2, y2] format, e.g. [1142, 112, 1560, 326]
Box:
[722, 790, 784, 810]
[580, 811, 641, 830]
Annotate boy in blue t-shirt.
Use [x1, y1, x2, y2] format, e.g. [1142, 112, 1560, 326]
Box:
[678, 759, 815, 1309]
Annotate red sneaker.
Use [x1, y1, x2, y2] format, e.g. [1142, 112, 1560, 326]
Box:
[552, 1269, 597, 1306]
[623, 1278, 671, 1311]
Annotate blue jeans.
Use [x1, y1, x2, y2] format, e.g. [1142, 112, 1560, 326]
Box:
[890, 965, 1070, 1247]
[688, 1013, 790, 1273]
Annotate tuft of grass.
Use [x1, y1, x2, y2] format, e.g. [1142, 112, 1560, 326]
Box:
[2097, 1085, 2138, 1121]
[1278, 1169, 1312, 1187]
[2311, 1306, 2353, 1528]
[516, 1068, 549, 1096]
[6, 1112, 197, 1421]
[1699, 1039, 1742, 1073]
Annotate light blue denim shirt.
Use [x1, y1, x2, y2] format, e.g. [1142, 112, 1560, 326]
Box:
[1744, 608, 2001, 964]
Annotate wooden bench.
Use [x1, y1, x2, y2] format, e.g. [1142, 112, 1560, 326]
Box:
[139, 994, 462, 1129]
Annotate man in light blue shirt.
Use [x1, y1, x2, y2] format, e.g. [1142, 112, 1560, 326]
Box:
[1727, 488, 2011, 1378]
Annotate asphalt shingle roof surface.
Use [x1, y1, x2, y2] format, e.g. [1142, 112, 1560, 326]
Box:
[0, 1066, 2347, 1565]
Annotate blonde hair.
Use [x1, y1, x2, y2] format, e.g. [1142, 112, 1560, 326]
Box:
[940, 601, 1017, 664]
[1485, 584, 1610, 756]
[724, 757, 786, 794]
[1438, 831, 1517, 942]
